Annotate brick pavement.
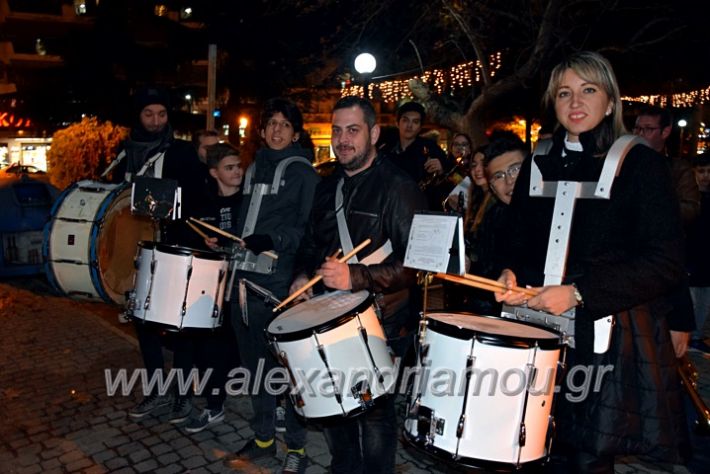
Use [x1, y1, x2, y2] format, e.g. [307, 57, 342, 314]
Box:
[0, 279, 708, 473]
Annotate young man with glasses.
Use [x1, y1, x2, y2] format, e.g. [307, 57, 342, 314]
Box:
[464, 132, 528, 314]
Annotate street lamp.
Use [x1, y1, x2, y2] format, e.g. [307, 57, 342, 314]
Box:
[354, 53, 376, 99]
[678, 119, 687, 157]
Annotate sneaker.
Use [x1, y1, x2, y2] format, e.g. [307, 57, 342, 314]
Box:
[282, 450, 307, 474]
[129, 393, 172, 419]
[688, 339, 710, 355]
[167, 396, 193, 424]
[275, 405, 286, 433]
[185, 407, 225, 433]
[223, 439, 276, 467]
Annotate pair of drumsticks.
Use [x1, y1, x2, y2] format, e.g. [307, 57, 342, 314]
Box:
[187, 217, 278, 260]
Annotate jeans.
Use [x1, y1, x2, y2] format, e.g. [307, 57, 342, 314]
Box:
[134, 321, 194, 397]
[231, 292, 307, 449]
[323, 395, 397, 474]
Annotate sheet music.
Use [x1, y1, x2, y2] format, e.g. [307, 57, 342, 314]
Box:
[404, 213, 460, 274]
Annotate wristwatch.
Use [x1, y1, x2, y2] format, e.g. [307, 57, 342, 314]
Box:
[571, 283, 584, 307]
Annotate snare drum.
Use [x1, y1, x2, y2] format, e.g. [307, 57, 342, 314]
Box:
[128, 241, 228, 330]
[267, 291, 396, 419]
[43, 180, 155, 304]
[403, 313, 563, 469]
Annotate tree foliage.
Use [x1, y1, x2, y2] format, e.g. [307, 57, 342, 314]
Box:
[46, 117, 128, 190]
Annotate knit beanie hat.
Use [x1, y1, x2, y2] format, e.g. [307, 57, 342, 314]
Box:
[133, 86, 171, 114]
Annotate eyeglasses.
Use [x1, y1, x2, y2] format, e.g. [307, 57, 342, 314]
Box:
[490, 163, 522, 183]
[632, 126, 661, 135]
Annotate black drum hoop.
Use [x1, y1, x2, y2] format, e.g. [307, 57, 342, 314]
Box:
[402, 428, 548, 472]
[267, 293, 375, 342]
[424, 313, 563, 350]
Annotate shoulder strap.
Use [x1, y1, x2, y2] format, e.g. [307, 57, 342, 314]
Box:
[241, 155, 312, 237]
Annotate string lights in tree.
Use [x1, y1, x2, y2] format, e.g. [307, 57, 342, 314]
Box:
[342, 52, 503, 102]
[621, 85, 710, 108]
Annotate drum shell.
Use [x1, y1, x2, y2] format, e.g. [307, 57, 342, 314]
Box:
[43, 180, 155, 304]
[130, 241, 228, 330]
[404, 313, 562, 467]
[267, 291, 396, 419]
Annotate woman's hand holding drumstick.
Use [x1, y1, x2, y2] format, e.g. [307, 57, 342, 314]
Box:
[274, 239, 372, 312]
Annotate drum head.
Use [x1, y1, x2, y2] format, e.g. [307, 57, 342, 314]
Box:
[427, 313, 561, 348]
[268, 290, 371, 338]
[95, 186, 155, 304]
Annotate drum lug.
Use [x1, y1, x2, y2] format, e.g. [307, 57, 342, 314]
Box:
[456, 414, 466, 439]
[430, 414, 445, 440]
[418, 318, 428, 346]
[418, 343, 430, 365]
[518, 421, 527, 447]
[276, 350, 305, 409]
[351, 380, 375, 411]
[125, 290, 136, 314]
[407, 395, 421, 418]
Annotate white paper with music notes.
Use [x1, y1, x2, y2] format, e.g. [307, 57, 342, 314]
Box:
[404, 213, 460, 273]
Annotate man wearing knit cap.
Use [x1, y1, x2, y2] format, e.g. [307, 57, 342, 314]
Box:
[106, 85, 210, 424]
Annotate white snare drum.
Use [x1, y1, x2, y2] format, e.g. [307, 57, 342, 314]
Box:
[403, 313, 563, 469]
[43, 180, 155, 304]
[267, 291, 396, 419]
[128, 241, 228, 330]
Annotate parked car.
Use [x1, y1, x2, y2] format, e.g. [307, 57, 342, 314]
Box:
[0, 163, 49, 182]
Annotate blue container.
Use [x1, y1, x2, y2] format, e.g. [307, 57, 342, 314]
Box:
[0, 176, 59, 277]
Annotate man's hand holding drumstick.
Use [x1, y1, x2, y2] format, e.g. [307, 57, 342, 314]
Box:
[288, 249, 343, 304]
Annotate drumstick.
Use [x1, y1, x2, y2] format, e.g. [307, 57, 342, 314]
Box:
[273, 239, 372, 312]
[188, 217, 244, 244]
[188, 217, 278, 260]
[435, 273, 539, 298]
[462, 273, 539, 298]
[186, 221, 209, 240]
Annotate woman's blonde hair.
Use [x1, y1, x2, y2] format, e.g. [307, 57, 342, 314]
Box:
[543, 51, 626, 152]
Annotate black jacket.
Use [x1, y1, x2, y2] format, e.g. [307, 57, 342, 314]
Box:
[234, 145, 320, 293]
[505, 128, 687, 460]
[296, 154, 428, 338]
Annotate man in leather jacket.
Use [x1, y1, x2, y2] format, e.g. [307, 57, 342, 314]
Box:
[291, 96, 427, 474]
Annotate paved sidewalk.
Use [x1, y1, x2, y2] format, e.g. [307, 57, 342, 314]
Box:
[1, 278, 708, 473]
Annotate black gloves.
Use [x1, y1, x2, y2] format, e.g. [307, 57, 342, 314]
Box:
[243, 234, 274, 255]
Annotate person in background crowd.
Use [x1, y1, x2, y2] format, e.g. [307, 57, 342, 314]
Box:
[688, 154, 710, 354]
[495, 51, 688, 473]
[291, 96, 427, 474]
[383, 101, 448, 209]
[192, 129, 221, 164]
[634, 105, 699, 357]
[444, 133, 479, 212]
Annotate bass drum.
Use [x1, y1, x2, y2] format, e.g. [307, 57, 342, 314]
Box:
[43, 180, 156, 304]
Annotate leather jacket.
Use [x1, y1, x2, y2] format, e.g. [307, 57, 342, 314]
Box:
[295, 154, 428, 337]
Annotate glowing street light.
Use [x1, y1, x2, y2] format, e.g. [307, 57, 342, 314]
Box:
[678, 119, 688, 156]
[354, 53, 377, 99]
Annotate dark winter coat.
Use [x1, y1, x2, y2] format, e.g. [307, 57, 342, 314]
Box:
[233, 145, 320, 294]
[295, 154, 428, 340]
[504, 128, 688, 460]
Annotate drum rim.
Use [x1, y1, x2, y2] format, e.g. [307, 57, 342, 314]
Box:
[138, 241, 228, 260]
[267, 292, 375, 342]
[424, 312, 563, 350]
[402, 427, 547, 471]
